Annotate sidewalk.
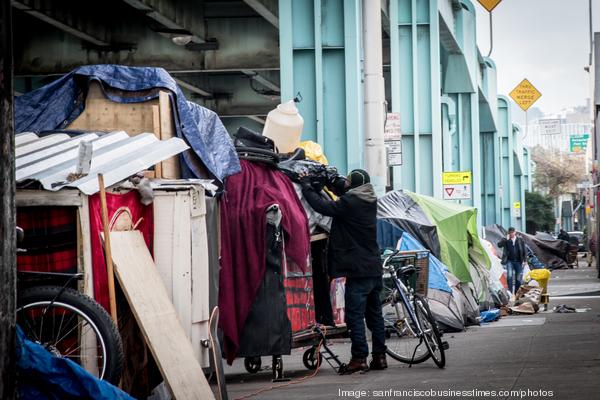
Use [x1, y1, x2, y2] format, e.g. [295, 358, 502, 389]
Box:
[224, 268, 600, 400]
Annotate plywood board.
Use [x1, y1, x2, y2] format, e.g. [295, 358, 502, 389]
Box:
[109, 230, 214, 400]
[68, 82, 156, 135]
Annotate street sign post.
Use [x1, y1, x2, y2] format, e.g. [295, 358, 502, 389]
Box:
[514, 201, 521, 218]
[478, 0, 502, 12]
[539, 118, 561, 135]
[385, 112, 402, 166]
[442, 171, 472, 200]
[509, 79, 542, 111]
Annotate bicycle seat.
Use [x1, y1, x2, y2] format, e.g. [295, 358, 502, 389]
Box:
[396, 265, 417, 277]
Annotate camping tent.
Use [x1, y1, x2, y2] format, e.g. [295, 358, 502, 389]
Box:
[377, 191, 441, 259]
[407, 192, 491, 283]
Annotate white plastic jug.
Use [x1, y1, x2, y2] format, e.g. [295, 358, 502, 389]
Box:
[262, 100, 304, 153]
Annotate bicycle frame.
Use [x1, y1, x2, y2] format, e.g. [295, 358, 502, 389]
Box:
[382, 253, 425, 339]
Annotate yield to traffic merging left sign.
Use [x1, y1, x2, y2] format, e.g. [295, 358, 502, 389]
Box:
[478, 0, 502, 12]
[509, 79, 542, 111]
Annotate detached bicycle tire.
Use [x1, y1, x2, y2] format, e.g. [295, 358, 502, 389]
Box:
[17, 286, 124, 384]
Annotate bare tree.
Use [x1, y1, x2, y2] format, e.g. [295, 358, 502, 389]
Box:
[531, 146, 587, 198]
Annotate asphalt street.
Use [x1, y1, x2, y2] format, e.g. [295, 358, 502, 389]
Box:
[222, 266, 600, 400]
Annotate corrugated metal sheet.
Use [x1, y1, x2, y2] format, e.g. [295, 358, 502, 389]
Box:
[16, 131, 190, 195]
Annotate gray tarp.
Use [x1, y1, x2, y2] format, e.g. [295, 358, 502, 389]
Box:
[484, 224, 569, 270]
[377, 191, 441, 259]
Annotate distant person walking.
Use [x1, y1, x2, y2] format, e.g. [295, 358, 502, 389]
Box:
[588, 234, 597, 268]
[498, 227, 527, 294]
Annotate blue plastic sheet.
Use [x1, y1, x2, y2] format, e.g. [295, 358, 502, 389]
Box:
[480, 308, 501, 323]
[377, 221, 452, 293]
[15, 64, 240, 183]
[16, 327, 135, 400]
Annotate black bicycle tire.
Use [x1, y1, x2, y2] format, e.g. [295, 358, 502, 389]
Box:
[17, 286, 124, 384]
[413, 294, 446, 368]
[383, 296, 430, 364]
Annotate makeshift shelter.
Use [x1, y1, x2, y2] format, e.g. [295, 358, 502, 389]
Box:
[14, 65, 232, 398]
[377, 191, 441, 259]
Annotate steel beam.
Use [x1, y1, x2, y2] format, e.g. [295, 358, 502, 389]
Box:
[15, 15, 279, 75]
[121, 0, 205, 43]
[173, 78, 213, 97]
[243, 0, 279, 28]
[241, 70, 280, 92]
[12, 0, 109, 46]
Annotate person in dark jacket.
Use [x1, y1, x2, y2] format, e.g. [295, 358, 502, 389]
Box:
[497, 227, 528, 294]
[300, 169, 386, 374]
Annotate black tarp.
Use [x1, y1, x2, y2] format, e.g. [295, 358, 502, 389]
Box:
[377, 191, 441, 259]
[237, 217, 292, 357]
[484, 224, 569, 270]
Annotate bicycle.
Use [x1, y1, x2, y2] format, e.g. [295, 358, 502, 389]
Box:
[15, 227, 124, 384]
[381, 250, 448, 368]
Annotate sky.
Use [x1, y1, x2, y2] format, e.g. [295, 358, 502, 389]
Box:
[474, 0, 600, 117]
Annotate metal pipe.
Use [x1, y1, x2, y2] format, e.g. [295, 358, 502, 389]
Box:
[362, 0, 387, 196]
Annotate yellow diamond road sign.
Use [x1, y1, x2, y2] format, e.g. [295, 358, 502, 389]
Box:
[478, 0, 502, 12]
[509, 79, 542, 111]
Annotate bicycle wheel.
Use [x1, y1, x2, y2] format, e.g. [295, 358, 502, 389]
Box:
[17, 286, 124, 384]
[381, 287, 430, 364]
[414, 295, 445, 368]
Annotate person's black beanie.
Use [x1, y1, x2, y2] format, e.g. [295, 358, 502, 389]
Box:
[348, 169, 370, 189]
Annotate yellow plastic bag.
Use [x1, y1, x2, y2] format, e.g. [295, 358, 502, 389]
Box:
[299, 141, 329, 165]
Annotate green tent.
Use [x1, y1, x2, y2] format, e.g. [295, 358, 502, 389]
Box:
[407, 191, 490, 283]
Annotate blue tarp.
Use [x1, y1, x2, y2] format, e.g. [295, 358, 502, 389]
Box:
[15, 64, 240, 183]
[377, 221, 451, 293]
[16, 327, 135, 400]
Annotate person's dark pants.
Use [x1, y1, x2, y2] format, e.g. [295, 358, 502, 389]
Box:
[506, 260, 524, 294]
[344, 276, 387, 359]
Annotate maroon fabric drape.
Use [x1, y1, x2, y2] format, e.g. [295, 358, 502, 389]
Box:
[219, 160, 310, 364]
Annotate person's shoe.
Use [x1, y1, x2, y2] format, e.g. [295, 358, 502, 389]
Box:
[339, 358, 369, 375]
[369, 353, 388, 370]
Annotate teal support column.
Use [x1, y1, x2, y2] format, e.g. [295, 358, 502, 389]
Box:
[479, 58, 500, 227]
[279, 0, 363, 174]
[390, 0, 442, 197]
[513, 125, 526, 232]
[497, 96, 514, 228]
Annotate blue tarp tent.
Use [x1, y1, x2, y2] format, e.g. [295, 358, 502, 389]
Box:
[377, 224, 451, 293]
[15, 64, 240, 184]
[16, 327, 134, 400]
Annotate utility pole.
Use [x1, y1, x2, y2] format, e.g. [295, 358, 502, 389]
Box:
[362, 0, 387, 197]
[0, 0, 16, 397]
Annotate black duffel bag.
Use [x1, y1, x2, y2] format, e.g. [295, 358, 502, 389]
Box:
[234, 127, 277, 152]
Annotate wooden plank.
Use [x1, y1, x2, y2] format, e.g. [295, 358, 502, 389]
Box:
[172, 193, 192, 337]
[110, 231, 214, 400]
[16, 190, 82, 207]
[152, 104, 163, 178]
[190, 189, 210, 367]
[76, 197, 98, 375]
[68, 82, 156, 135]
[153, 193, 175, 300]
[158, 92, 181, 179]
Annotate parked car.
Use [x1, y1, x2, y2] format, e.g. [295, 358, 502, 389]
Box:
[568, 231, 586, 252]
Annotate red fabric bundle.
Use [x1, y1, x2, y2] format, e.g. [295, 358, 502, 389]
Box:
[219, 160, 310, 364]
[89, 191, 153, 311]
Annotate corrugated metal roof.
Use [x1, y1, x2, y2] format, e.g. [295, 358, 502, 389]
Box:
[16, 131, 189, 195]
